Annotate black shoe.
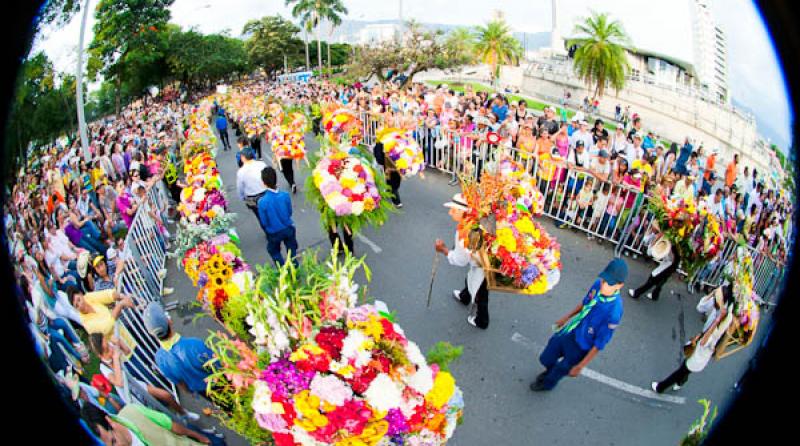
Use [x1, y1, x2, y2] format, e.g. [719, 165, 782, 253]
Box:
[530, 381, 550, 392]
[535, 371, 548, 384]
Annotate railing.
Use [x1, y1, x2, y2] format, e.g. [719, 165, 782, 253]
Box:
[114, 185, 177, 401]
[353, 110, 786, 304]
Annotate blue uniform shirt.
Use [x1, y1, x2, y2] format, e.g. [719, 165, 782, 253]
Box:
[491, 104, 508, 122]
[573, 279, 623, 351]
[257, 189, 294, 235]
[155, 336, 214, 394]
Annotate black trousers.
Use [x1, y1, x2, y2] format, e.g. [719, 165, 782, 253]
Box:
[328, 225, 354, 253]
[458, 278, 489, 329]
[632, 260, 679, 300]
[251, 135, 262, 159]
[387, 170, 402, 204]
[219, 129, 230, 149]
[656, 360, 691, 393]
[280, 158, 295, 187]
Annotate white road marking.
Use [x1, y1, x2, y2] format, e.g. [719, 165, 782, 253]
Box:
[355, 233, 383, 253]
[511, 332, 686, 405]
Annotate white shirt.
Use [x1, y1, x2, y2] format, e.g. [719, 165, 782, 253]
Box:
[590, 158, 612, 178]
[626, 144, 644, 167]
[569, 130, 593, 151]
[446, 232, 485, 299]
[236, 160, 268, 200]
[568, 148, 589, 168]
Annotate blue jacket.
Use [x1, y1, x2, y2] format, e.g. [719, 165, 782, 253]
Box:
[215, 115, 228, 131]
[257, 189, 294, 235]
[573, 279, 623, 351]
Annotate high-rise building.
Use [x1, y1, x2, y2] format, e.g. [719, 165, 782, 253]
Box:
[691, 0, 730, 104]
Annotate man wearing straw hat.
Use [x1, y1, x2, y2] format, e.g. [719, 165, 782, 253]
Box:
[628, 239, 680, 301]
[531, 258, 627, 391]
[434, 194, 490, 329]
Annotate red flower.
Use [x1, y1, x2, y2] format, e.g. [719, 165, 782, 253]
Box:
[348, 367, 378, 394]
[272, 433, 298, 446]
[379, 318, 406, 345]
[315, 326, 346, 360]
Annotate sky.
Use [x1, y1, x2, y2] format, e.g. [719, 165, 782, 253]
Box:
[33, 0, 792, 149]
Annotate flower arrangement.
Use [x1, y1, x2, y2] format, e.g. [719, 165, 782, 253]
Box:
[648, 194, 724, 278]
[305, 147, 394, 234]
[177, 153, 228, 225]
[377, 128, 425, 177]
[322, 108, 363, 146]
[725, 247, 760, 345]
[269, 124, 306, 160]
[181, 113, 218, 157]
[459, 172, 561, 295]
[495, 158, 545, 217]
[288, 111, 309, 133]
[206, 250, 464, 446]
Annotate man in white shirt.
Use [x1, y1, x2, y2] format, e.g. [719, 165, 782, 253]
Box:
[708, 189, 726, 221]
[236, 147, 268, 218]
[569, 120, 593, 151]
[590, 150, 612, 183]
[627, 134, 644, 167]
[610, 126, 629, 158]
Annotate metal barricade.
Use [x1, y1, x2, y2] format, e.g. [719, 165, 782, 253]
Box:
[114, 185, 177, 400]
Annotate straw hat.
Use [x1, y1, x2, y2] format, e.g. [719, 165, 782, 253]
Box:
[651, 237, 672, 261]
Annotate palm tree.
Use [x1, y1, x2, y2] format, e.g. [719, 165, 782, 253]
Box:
[567, 12, 631, 99]
[445, 27, 476, 84]
[286, 0, 347, 76]
[473, 20, 523, 88]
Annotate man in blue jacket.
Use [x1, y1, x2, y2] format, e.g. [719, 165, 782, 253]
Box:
[215, 111, 230, 151]
[257, 167, 299, 266]
[531, 258, 627, 391]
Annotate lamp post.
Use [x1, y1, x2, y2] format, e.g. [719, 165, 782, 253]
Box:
[76, 0, 92, 161]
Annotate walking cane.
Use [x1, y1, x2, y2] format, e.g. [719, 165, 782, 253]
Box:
[426, 252, 441, 308]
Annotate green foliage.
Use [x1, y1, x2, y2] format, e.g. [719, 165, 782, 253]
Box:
[473, 19, 523, 84]
[220, 292, 254, 343]
[568, 12, 631, 98]
[425, 342, 463, 373]
[242, 15, 305, 73]
[444, 27, 477, 67]
[680, 399, 718, 446]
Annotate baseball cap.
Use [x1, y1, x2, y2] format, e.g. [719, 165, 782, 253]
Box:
[443, 193, 469, 211]
[598, 258, 628, 285]
[144, 302, 170, 339]
[575, 140, 585, 148]
[598, 149, 609, 158]
[76, 251, 90, 278]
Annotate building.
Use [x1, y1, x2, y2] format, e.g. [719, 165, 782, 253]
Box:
[625, 48, 696, 88]
[357, 24, 399, 45]
[691, 0, 730, 104]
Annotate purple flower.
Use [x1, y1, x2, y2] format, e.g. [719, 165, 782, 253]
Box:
[385, 408, 409, 436]
[521, 264, 541, 286]
[260, 358, 314, 399]
[320, 180, 341, 196]
[198, 272, 209, 287]
[334, 202, 352, 216]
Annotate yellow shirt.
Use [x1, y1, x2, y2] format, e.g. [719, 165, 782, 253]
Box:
[79, 289, 117, 337]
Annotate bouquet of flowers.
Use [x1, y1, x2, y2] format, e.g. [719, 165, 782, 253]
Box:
[459, 173, 561, 295]
[269, 125, 306, 160]
[495, 158, 545, 217]
[725, 247, 760, 345]
[648, 195, 724, 278]
[268, 102, 286, 127]
[181, 113, 218, 157]
[377, 128, 425, 177]
[288, 111, 309, 132]
[305, 147, 394, 234]
[177, 153, 228, 225]
[206, 250, 464, 446]
[322, 108, 363, 146]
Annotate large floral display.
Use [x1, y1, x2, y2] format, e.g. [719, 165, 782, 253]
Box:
[376, 128, 425, 177]
[171, 93, 464, 445]
[648, 194, 724, 278]
[321, 107, 363, 146]
[460, 169, 561, 295]
[725, 247, 760, 346]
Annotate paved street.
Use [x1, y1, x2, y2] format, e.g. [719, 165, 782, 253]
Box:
[164, 129, 765, 445]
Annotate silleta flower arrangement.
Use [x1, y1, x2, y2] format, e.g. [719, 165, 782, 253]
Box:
[496, 158, 545, 217]
[219, 91, 269, 138]
[305, 147, 394, 234]
[288, 111, 309, 133]
[177, 153, 227, 225]
[460, 172, 561, 295]
[377, 128, 425, 177]
[269, 124, 306, 160]
[321, 108, 363, 146]
[206, 249, 465, 446]
[648, 194, 724, 278]
[181, 112, 218, 157]
[725, 247, 760, 345]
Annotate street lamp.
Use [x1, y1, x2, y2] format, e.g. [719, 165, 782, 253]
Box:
[76, 0, 92, 162]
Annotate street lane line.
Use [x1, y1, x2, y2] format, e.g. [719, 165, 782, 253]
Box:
[356, 233, 383, 253]
[511, 332, 686, 405]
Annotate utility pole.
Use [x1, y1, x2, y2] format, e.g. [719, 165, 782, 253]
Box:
[397, 0, 403, 41]
[76, 0, 91, 162]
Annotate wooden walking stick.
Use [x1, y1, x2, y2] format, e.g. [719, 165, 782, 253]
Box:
[426, 252, 441, 308]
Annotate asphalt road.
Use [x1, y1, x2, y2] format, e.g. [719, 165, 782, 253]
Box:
[164, 128, 766, 446]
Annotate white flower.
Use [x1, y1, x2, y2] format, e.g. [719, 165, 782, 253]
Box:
[405, 342, 427, 369]
[192, 188, 206, 202]
[251, 381, 273, 414]
[405, 364, 434, 395]
[352, 183, 366, 194]
[351, 201, 365, 215]
[364, 373, 403, 413]
[341, 330, 372, 366]
[310, 374, 353, 406]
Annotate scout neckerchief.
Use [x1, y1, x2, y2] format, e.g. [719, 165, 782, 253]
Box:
[559, 284, 619, 335]
[159, 333, 181, 351]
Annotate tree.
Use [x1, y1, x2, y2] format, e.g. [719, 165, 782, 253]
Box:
[309, 42, 351, 68]
[286, 0, 347, 75]
[346, 22, 469, 88]
[567, 11, 631, 99]
[473, 19, 523, 88]
[87, 0, 174, 114]
[445, 27, 477, 66]
[242, 15, 305, 73]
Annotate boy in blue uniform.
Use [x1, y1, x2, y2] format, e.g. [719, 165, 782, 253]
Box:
[531, 258, 627, 391]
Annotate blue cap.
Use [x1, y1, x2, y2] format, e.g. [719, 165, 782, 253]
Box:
[144, 302, 170, 339]
[598, 258, 628, 285]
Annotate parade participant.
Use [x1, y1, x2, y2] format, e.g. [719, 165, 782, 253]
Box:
[531, 258, 627, 391]
[215, 110, 230, 151]
[236, 147, 267, 219]
[373, 139, 403, 208]
[256, 167, 298, 266]
[434, 194, 489, 329]
[628, 240, 680, 301]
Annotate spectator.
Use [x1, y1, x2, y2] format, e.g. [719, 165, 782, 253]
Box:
[67, 286, 135, 337]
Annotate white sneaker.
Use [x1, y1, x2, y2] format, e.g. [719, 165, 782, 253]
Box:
[162, 287, 174, 296]
[651, 382, 659, 393]
[185, 411, 201, 421]
[646, 292, 654, 300]
[157, 268, 167, 280]
[467, 314, 477, 327]
[452, 290, 466, 305]
[628, 289, 635, 298]
[672, 384, 682, 391]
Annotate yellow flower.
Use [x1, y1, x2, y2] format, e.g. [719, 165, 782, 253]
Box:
[495, 228, 517, 252]
[425, 371, 456, 409]
[514, 218, 535, 235]
[289, 344, 325, 362]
